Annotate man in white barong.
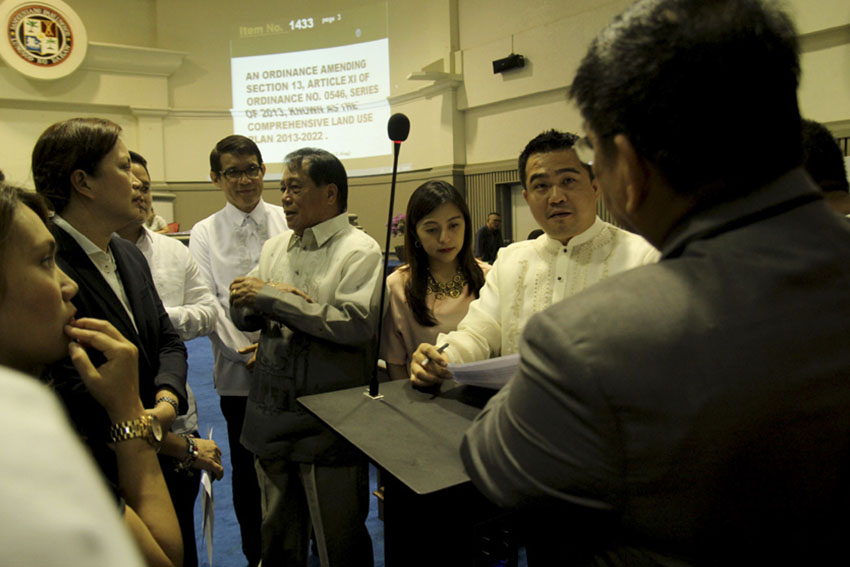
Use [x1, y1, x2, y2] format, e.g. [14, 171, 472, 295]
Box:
[411, 130, 659, 386]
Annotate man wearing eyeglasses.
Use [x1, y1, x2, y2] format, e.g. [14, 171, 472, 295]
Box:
[189, 134, 287, 567]
[461, 0, 850, 564]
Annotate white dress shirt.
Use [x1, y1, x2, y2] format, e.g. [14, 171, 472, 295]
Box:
[189, 199, 287, 396]
[134, 227, 217, 341]
[438, 217, 660, 363]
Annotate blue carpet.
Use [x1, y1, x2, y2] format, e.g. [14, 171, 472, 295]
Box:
[187, 338, 384, 567]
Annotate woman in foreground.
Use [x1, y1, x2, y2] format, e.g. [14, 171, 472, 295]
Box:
[0, 184, 182, 566]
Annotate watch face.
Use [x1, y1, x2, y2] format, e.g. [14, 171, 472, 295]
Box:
[149, 415, 163, 443]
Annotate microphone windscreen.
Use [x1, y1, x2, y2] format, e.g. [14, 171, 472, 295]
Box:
[387, 113, 410, 142]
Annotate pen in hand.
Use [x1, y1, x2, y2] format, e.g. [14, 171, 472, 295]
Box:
[422, 343, 450, 368]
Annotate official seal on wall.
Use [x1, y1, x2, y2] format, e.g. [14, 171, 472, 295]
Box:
[0, 0, 87, 79]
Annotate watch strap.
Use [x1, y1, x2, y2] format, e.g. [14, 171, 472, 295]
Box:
[109, 415, 155, 446]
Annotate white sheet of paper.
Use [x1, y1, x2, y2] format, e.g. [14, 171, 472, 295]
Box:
[201, 427, 215, 566]
[448, 353, 520, 389]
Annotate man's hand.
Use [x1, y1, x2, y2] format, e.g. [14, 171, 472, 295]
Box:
[229, 276, 265, 308]
[238, 343, 258, 370]
[268, 282, 314, 303]
[410, 343, 453, 387]
[230, 277, 315, 309]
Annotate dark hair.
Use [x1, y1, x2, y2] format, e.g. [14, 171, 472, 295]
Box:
[403, 180, 485, 327]
[801, 119, 849, 194]
[210, 135, 264, 175]
[32, 118, 123, 214]
[518, 130, 591, 188]
[488, 212, 501, 218]
[0, 184, 50, 299]
[284, 147, 349, 211]
[570, 0, 801, 197]
[129, 150, 150, 177]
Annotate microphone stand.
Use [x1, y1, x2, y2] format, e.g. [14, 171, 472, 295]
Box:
[367, 118, 407, 399]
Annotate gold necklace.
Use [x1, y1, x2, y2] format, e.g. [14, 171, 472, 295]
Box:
[427, 267, 467, 299]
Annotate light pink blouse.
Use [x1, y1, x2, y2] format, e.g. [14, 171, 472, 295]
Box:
[380, 261, 490, 374]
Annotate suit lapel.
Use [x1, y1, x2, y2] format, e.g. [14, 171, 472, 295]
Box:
[112, 238, 148, 341]
[111, 237, 158, 376]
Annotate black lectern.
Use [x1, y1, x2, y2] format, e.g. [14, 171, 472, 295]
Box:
[299, 379, 516, 566]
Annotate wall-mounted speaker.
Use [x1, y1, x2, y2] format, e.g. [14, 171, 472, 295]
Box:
[492, 53, 525, 74]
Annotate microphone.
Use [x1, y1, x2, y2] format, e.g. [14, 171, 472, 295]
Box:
[369, 113, 410, 399]
[388, 113, 410, 143]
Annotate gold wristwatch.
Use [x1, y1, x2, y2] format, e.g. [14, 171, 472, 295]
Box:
[109, 414, 163, 451]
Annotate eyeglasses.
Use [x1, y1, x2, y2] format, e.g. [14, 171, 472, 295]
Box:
[220, 164, 262, 182]
[574, 136, 594, 166]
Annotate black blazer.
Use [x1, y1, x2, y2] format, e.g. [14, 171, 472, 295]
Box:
[46, 224, 187, 479]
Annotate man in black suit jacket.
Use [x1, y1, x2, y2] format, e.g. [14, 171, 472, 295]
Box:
[461, 1, 850, 564]
[32, 118, 187, 487]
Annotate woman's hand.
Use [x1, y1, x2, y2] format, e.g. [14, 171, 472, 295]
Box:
[65, 317, 144, 423]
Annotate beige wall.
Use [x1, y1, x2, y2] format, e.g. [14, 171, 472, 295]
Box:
[791, 0, 850, 133]
[70, 0, 157, 46]
[1, 0, 848, 241]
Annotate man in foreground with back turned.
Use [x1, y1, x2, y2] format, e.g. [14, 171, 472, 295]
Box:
[230, 147, 381, 566]
[461, 0, 850, 564]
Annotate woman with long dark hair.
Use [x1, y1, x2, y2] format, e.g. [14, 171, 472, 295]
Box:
[381, 180, 489, 381]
